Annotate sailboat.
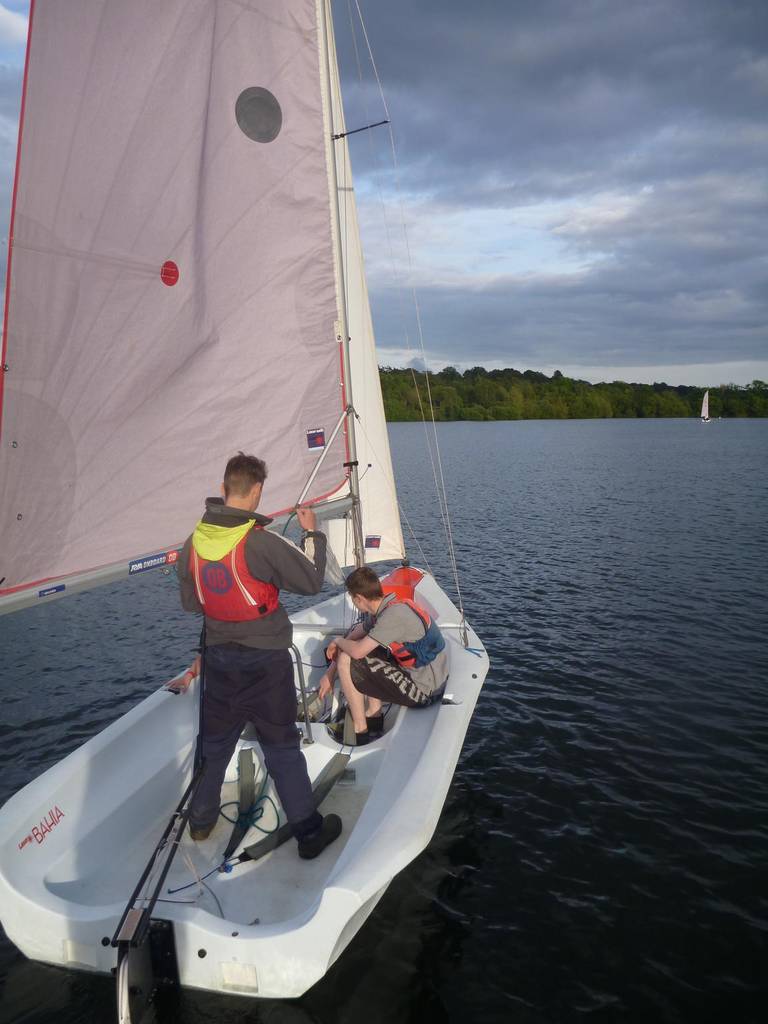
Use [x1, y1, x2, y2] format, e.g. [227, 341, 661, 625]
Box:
[0, 0, 488, 1014]
[700, 390, 710, 422]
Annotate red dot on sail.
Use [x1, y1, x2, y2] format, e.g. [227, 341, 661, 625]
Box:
[161, 260, 179, 287]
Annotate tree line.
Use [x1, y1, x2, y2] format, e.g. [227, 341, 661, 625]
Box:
[380, 366, 768, 421]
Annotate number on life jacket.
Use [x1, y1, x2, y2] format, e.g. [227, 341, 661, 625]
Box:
[190, 526, 278, 622]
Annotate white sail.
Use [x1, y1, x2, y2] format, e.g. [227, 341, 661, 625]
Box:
[700, 390, 710, 420]
[318, 7, 405, 567]
[0, 0, 363, 598]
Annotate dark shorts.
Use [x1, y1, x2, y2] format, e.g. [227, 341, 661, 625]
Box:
[350, 652, 442, 707]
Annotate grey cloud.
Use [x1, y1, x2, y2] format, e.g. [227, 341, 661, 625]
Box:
[369, 175, 767, 368]
[0, 64, 22, 124]
[0, 65, 22, 284]
[336, 0, 768, 375]
[338, 0, 768, 211]
[0, 64, 22, 201]
[555, 176, 767, 264]
[373, 263, 765, 371]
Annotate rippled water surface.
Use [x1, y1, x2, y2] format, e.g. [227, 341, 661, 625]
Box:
[2, 419, 767, 1023]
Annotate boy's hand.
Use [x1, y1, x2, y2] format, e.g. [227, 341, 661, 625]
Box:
[318, 672, 333, 700]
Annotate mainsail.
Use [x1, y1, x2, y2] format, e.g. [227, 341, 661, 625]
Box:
[0, 0, 402, 604]
[700, 390, 709, 420]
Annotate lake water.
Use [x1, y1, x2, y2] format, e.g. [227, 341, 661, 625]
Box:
[1, 419, 767, 1023]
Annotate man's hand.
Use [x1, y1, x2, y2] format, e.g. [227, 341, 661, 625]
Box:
[318, 672, 333, 700]
[325, 640, 339, 661]
[164, 655, 200, 695]
[296, 506, 317, 532]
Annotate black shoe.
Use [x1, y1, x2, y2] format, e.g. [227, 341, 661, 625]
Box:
[190, 822, 215, 841]
[366, 714, 384, 737]
[298, 813, 342, 860]
[327, 714, 367, 746]
[327, 720, 345, 742]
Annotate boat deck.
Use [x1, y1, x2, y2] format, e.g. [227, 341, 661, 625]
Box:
[164, 738, 378, 927]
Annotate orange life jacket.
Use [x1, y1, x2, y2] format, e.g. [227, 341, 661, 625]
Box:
[190, 526, 278, 622]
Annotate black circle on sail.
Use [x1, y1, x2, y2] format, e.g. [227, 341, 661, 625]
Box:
[235, 87, 282, 143]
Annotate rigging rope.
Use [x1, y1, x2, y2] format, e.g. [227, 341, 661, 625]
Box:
[408, 367, 451, 542]
[348, 0, 466, 624]
[345, 0, 444, 563]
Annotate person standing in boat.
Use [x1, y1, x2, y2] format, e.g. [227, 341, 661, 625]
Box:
[318, 566, 448, 745]
[177, 452, 341, 859]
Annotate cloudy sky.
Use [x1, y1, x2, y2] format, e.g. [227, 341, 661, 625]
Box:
[1, 0, 766, 386]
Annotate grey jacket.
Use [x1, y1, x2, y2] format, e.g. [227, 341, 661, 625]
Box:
[178, 498, 327, 649]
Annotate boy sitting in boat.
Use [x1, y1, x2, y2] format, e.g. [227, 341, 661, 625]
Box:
[318, 567, 447, 745]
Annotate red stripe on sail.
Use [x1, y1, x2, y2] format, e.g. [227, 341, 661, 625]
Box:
[267, 474, 350, 520]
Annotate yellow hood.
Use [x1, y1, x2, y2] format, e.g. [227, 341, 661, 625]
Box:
[191, 520, 255, 561]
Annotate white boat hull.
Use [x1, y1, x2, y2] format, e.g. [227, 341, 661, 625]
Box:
[0, 573, 487, 998]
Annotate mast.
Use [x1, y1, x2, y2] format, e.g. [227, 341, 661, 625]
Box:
[318, 0, 365, 568]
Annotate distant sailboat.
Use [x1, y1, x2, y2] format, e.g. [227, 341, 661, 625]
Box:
[0, 0, 489, 1015]
[701, 390, 711, 422]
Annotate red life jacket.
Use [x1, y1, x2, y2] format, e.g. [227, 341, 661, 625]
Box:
[190, 526, 279, 622]
[387, 598, 445, 669]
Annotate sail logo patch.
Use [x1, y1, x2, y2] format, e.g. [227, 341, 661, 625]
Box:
[160, 260, 179, 286]
[19, 806, 65, 850]
[365, 535, 382, 549]
[306, 428, 326, 450]
[202, 562, 233, 594]
[129, 550, 179, 575]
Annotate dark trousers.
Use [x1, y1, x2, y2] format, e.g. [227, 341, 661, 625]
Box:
[189, 644, 321, 839]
